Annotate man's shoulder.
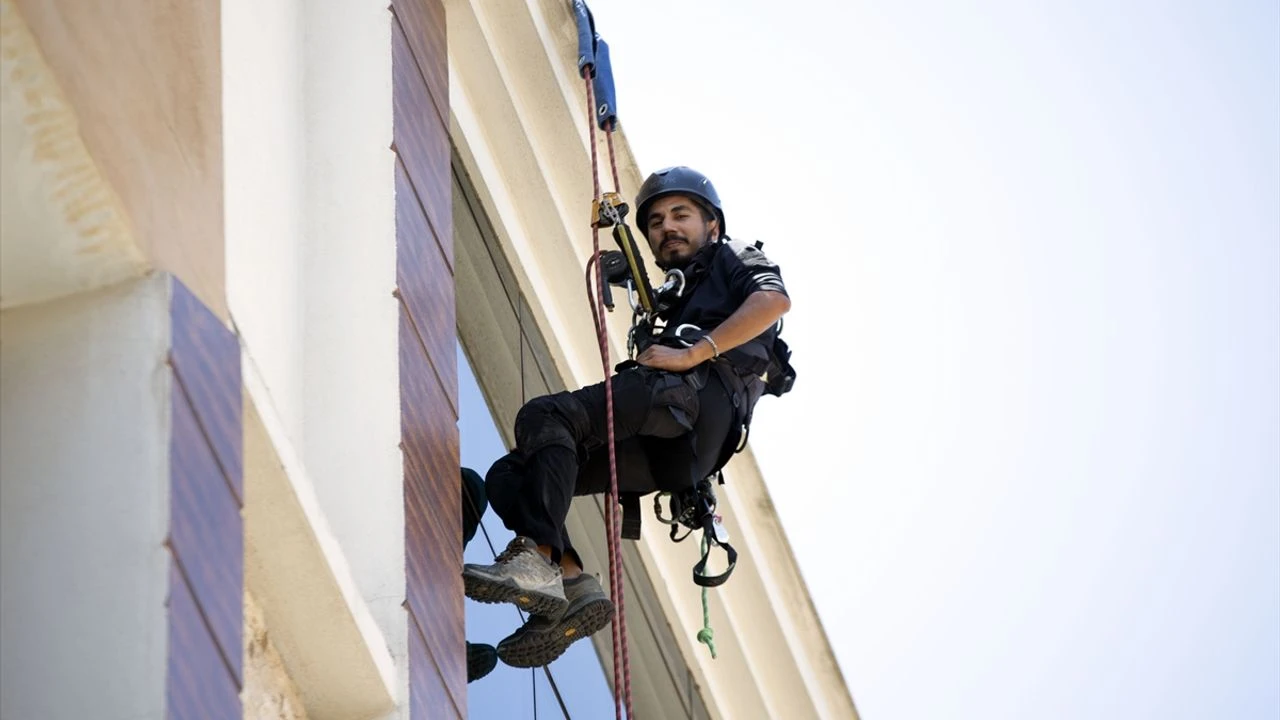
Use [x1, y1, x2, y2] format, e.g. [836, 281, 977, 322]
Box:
[717, 237, 779, 269]
[722, 237, 764, 255]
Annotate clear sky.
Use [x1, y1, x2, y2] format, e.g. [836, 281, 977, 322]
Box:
[589, 2, 1280, 718]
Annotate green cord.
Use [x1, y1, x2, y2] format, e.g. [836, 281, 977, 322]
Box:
[697, 535, 717, 659]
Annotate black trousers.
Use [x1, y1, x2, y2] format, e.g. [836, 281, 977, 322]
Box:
[485, 364, 736, 564]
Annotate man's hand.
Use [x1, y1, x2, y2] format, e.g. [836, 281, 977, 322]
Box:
[634, 290, 789, 374]
[636, 344, 705, 372]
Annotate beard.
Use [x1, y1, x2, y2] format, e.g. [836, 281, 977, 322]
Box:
[659, 237, 690, 269]
[655, 230, 709, 270]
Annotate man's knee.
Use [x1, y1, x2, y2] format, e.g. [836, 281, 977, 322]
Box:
[484, 452, 523, 521]
[514, 392, 591, 456]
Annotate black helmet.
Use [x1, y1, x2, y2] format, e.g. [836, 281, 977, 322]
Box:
[635, 166, 726, 239]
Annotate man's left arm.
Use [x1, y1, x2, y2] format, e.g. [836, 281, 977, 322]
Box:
[637, 290, 791, 371]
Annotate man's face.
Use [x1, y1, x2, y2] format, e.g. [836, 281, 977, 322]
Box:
[643, 194, 718, 269]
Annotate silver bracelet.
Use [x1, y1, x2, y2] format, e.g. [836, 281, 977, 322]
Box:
[700, 334, 720, 359]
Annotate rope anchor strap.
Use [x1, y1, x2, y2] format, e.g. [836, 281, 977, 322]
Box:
[692, 519, 738, 588]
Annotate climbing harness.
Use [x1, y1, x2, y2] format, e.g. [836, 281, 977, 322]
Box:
[584, 129, 744, 648]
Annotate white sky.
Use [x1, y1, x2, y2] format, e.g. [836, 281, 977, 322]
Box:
[589, 2, 1280, 718]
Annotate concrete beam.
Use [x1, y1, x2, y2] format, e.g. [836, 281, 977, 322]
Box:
[0, 0, 147, 311]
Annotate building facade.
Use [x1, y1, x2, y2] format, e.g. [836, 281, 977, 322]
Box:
[0, 0, 856, 717]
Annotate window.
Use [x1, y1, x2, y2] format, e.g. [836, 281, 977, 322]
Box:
[459, 343, 616, 719]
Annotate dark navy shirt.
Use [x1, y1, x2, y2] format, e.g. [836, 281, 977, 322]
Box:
[655, 238, 788, 375]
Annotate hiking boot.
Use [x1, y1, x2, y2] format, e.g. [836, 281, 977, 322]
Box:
[496, 573, 615, 668]
[463, 537, 567, 617]
[467, 642, 498, 683]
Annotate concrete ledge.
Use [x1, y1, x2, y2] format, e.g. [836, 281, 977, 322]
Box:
[0, 0, 147, 311]
[0, 276, 170, 720]
[241, 350, 398, 720]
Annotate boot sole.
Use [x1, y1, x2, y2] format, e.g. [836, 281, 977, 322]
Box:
[467, 643, 498, 683]
[497, 596, 616, 668]
[463, 570, 567, 618]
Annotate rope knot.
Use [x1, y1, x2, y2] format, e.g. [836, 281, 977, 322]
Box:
[696, 627, 717, 658]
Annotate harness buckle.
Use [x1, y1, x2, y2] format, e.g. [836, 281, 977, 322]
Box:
[711, 514, 730, 545]
[671, 323, 703, 348]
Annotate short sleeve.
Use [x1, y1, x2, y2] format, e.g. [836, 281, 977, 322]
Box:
[723, 240, 788, 300]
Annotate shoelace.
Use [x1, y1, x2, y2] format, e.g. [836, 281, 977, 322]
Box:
[493, 540, 528, 565]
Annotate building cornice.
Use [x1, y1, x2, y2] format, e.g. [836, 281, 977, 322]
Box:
[0, 0, 148, 311]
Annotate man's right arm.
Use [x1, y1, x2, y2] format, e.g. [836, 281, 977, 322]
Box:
[693, 290, 790, 364]
[636, 288, 789, 371]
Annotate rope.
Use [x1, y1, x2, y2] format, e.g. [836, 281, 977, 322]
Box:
[697, 536, 717, 659]
[519, 294, 526, 405]
[582, 252, 621, 711]
[582, 68, 634, 720]
[601, 120, 635, 720]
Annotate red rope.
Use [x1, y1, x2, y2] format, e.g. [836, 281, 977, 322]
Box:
[583, 71, 633, 720]
[602, 118, 634, 717]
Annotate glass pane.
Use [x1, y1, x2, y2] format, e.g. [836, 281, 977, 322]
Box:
[459, 343, 616, 719]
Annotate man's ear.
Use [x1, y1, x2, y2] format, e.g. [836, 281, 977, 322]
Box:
[708, 217, 721, 240]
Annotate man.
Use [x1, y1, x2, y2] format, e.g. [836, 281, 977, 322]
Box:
[462, 166, 792, 668]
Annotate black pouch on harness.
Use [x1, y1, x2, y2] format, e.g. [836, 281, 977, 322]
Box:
[765, 335, 796, 397]
[641, 367, 702, 437]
